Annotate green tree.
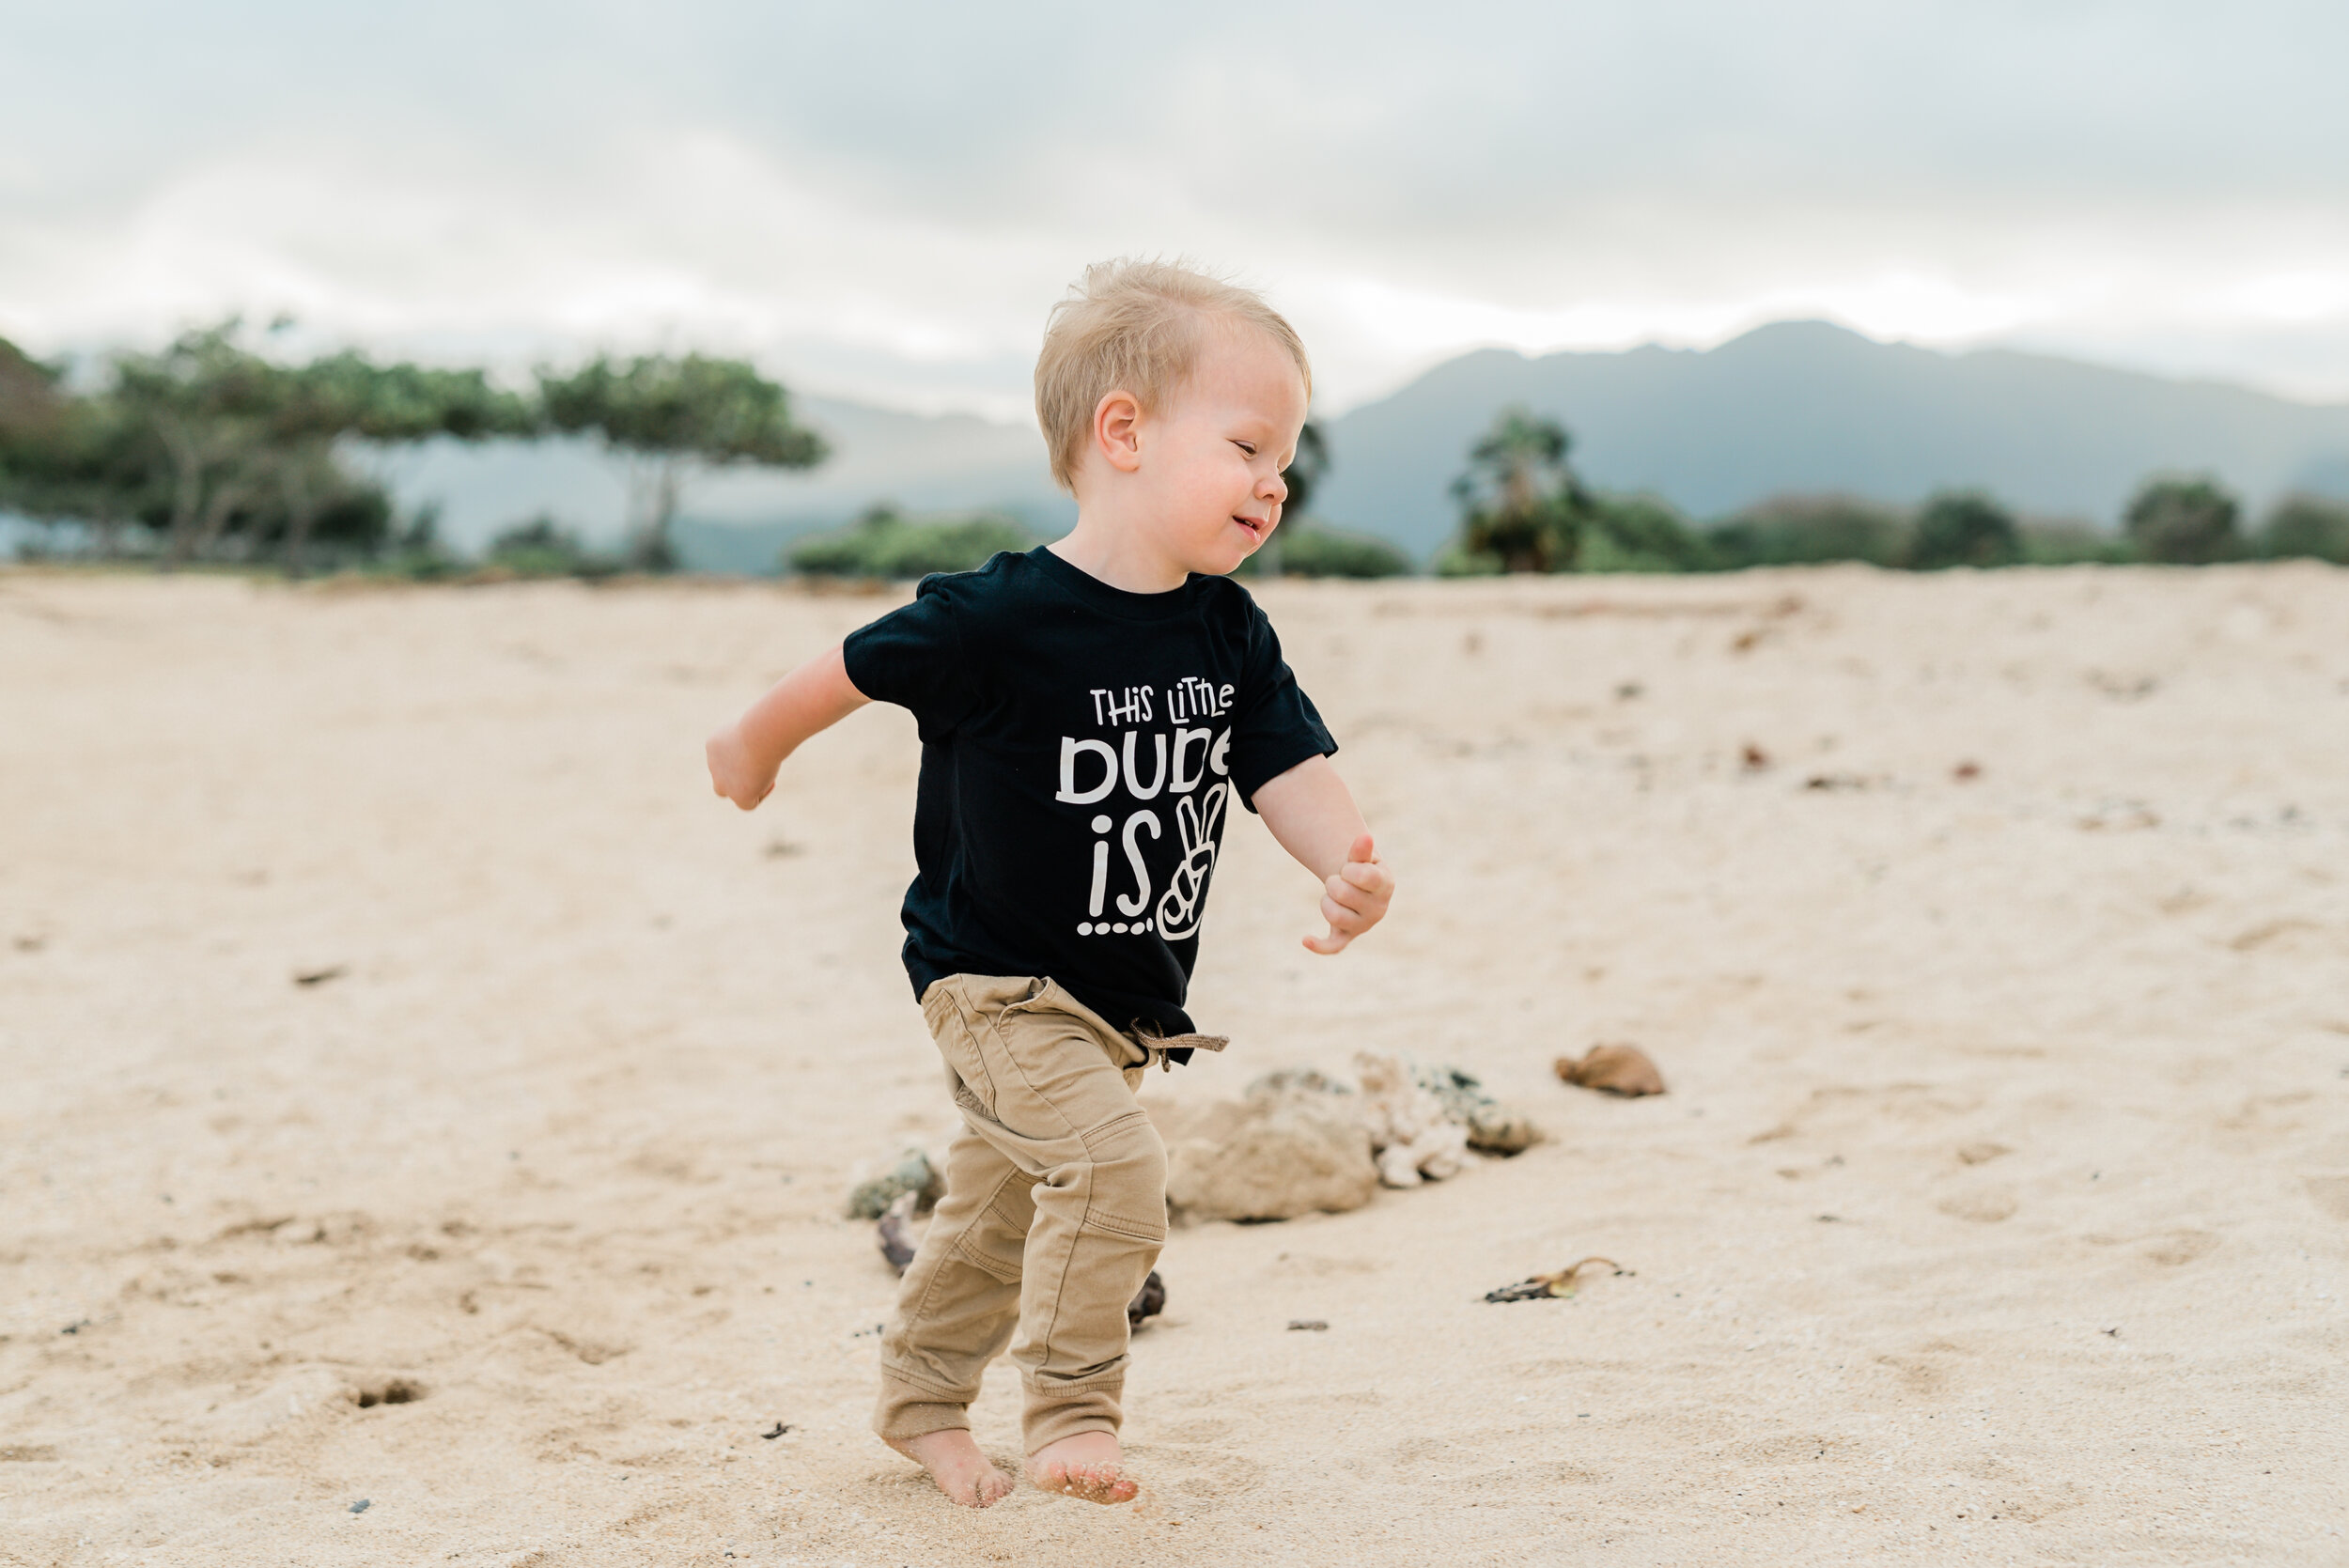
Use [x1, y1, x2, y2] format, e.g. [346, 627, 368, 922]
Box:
[540, 353, 828, 570]
[1907, 489, 2021, 569]
[2123, 474, 2243, 564]
[110, 324, 285, 567]
[268, 349, 535, 576]
[0, 339, 161, 555]
[2255, 492, 2349, 563]
[1279, 420, 1329, 518]
[1450, 407, 1588, 573]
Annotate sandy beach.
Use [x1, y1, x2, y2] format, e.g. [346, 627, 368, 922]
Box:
[3, 564, 2346, 1566]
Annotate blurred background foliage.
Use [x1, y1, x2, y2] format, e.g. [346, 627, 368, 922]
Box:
[1428, 408, 2349, 577]
[5, 326, 2346, 580]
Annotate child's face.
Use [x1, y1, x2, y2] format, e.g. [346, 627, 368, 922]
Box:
[1133, 324, 1310, 578]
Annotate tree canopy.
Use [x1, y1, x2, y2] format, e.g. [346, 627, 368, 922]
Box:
[539, 353, 829, 569]
[1449, 407, 1590, 573]
[2123, 475, 2243, 565]
[2255, 492, 2349, 563]
[1907, 489, 2022, 569]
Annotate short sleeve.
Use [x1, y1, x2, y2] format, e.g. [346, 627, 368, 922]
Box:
[1225, 601, 1337, 812]
[841, 579, 981, 742]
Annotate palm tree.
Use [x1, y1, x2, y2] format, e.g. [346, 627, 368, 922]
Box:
[1452, 407, 1589, 572]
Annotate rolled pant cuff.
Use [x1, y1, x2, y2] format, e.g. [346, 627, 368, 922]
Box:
[1022, 1381, 1125, 1454]
[874, 1383, 972, 1443]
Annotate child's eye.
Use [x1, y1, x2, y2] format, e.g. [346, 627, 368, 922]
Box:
[1232, 441, 1256, 457]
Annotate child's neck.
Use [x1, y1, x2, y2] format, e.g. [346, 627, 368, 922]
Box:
[1048, 518, 1191, 596]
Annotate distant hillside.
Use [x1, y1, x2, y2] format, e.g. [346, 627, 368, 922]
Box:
[1315, 322, 2349, 560]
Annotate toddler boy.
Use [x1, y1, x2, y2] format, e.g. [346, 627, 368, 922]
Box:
[706, 259, 1392, 1507]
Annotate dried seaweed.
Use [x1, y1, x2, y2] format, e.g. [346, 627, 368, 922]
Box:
[1483, 1256, 1624, 1303]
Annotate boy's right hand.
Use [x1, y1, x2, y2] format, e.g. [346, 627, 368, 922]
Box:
[706, 723, 779, 811]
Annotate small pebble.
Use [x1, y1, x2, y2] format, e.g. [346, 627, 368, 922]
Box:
[1287, 1319, 1329, 1331]
[349, 1498, 370, 1514]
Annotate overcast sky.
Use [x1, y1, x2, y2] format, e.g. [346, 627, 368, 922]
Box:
[6, 0, 2349, 418]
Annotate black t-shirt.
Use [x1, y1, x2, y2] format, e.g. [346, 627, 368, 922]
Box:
[843, 546, 1336, 1051]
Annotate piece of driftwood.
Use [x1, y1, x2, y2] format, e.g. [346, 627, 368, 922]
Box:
[1554, 1044, 1667, 1097]
[1483, 1256, 1623, 1303]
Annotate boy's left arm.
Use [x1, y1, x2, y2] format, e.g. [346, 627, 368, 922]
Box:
[1252, 755, 1394, 955]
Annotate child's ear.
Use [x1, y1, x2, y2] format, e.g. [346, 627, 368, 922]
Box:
[1093, 390, 1144, 474]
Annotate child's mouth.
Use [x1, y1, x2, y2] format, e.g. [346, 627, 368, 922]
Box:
[1234, 516, 1266, 543]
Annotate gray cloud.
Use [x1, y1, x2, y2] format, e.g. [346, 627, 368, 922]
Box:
[5, 0, 2347, 411]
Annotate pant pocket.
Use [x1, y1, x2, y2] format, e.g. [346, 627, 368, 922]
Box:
[923, 975, 1046, 1122]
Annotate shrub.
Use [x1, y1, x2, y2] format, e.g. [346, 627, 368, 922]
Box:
[2256, 492, 2349, 563]
[788, 504, 1034, 578]
[1432, 540, 1506, 577]
[2016, 519, 2134, 565]
[373, 508, 465, 582]
[487, 515, 619, 578]
[1906, 489, 2021, 569]
[1580, 492, 1709, 572]
[1705, 493, 1908, 568]
[1262, 521, 1410, 579]
[2123, 475, 2243, 564]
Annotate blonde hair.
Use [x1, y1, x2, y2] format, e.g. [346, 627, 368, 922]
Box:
[1034, 258, 1312, 492]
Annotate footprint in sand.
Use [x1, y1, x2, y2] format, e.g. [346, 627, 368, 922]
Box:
[1936, 1187, 2018, 1223]
[2139, 1230, 2218, 1266]
[2305, 1175, 2349, 1221]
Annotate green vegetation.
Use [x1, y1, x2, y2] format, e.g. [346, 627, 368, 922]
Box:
[1433, 408, 2339, 576]
[2255, 493, 2349, 563]
[787, 505, 1035, 578]
[2123, 475, 2244, 564]
[1448, 407, 1590, 572]
[10, 336, 2346, 582]
[1264, 522, 1411, 578]
[484, 516, 621, 580]
[0, 321, 824, 578]
[1906, 490, 2022, 569]
[1242, 421, 1408, 579]
[538, 352, 826, 571]
[2016, 519, 2136, 566]
[1580, 493, 1710, 573]
[1703, 493, 1908, 568]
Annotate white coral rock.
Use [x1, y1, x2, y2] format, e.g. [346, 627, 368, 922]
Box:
[1353, 1050, 1470, 1188]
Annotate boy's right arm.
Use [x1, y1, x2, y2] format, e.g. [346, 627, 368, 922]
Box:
[706, 642, 870, 810]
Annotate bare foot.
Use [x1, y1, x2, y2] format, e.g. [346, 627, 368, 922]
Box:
[1026, 1430, 1139, 1504]
[886, 1429, 1015, 1508]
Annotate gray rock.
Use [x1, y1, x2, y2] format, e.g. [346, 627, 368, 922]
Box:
[1157, 1094, 1378, 1222]
[844, 1150, 944, 1220]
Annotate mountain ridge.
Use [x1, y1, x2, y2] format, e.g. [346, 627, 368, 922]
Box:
[1314, 321, 2349, 559]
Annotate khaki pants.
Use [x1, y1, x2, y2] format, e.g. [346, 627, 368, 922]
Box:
[874, 975, 1168, 1454]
